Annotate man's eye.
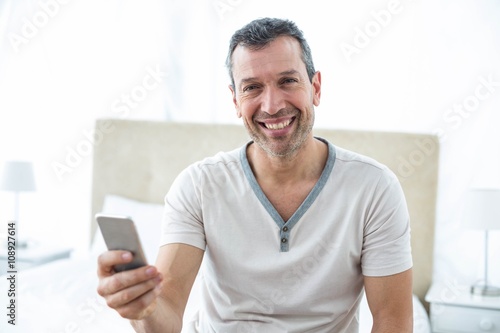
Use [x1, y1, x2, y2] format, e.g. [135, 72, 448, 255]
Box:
[281, 78, 298, 84]
[243, 85, 259, 92]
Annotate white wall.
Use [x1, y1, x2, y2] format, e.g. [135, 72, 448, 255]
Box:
[0, 0, 170, 252]
[1, 0, 499, 286]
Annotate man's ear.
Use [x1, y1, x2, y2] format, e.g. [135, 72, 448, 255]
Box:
[229, 84, 242, 118]
[312, 71, 322, 107]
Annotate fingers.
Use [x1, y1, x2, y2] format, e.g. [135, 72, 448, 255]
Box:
[97, 250, 133, 278]
[114, 282, 163, 319]
[97, 262, 162, 298]
[103, 269, 162, 307]
[96, 251, 163, 319]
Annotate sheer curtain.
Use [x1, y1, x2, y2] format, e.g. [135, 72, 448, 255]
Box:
[0, 0, 172, 250]
[416, 1, 500, 287]
[1, 0, 499, 286]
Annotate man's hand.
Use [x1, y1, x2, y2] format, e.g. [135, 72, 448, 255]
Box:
[97, 250, 163, 320]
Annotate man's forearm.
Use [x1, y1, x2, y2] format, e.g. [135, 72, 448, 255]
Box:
[130, 300, 183, 333]
[371, 315, 413, 333]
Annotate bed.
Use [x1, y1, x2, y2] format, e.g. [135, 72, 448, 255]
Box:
[0, 118, 439, 332]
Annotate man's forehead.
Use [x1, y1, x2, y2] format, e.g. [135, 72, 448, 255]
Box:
[232, 36, 301, 60]
[231, 37, 305, 80]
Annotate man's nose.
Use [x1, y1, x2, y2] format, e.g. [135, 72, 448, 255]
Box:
[260, 86, 286, 115]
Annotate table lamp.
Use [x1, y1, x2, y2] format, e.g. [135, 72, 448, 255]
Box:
[462, 188, 500, 296]
[0, 161, 36, 248]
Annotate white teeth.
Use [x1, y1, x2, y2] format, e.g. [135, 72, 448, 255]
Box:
[265, 119, 292, 130]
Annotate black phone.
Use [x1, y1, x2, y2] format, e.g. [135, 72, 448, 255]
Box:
[96, 214, 148, 272]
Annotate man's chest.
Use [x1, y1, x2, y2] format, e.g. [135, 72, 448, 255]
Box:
[260, 181, 317, 222]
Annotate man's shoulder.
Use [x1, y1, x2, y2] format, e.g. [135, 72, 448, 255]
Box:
[333, 145, 388, 172]
[172, 144, 245, 186]
[331, 145, 403, 194]
[191, 144, 244, 170]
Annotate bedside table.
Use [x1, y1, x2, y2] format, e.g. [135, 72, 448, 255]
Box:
[0, 243, 72, 275]
[426, 281, 500, 332]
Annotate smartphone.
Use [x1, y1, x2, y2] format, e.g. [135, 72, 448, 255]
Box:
[96, 214, 148, 272]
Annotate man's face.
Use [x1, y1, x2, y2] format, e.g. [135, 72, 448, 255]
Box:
[229, 36, 321, 158]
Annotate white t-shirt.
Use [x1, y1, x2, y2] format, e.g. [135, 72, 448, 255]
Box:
[161, 138, 412, 333]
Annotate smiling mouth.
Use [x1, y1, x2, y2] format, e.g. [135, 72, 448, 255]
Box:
[259, 117, 295, 130]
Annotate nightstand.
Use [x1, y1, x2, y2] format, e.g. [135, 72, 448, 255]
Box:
[426, 281, 500, 332]
[0, 243, 72, 275]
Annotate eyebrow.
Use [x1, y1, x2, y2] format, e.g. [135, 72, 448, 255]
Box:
[279, 69, 300, 77]
[238, 70, 301, 88]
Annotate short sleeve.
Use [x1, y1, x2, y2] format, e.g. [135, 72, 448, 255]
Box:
[160, 165, 206, 251]
[361, 168, 413, 276]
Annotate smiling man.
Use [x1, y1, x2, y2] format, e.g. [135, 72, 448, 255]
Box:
[229, 34, 319, 160]
[97, 18, 414, 333]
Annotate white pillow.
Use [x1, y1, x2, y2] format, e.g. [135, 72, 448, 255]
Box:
[91, 194, 165, 264]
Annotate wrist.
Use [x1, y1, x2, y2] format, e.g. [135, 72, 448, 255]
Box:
[130, 301, 182, 333]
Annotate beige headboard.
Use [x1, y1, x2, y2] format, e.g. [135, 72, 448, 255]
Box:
[91, 118, 439, 307]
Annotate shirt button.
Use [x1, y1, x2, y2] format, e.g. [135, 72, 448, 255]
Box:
[281, 238, 287, 243]
[283, 226, 288, 232]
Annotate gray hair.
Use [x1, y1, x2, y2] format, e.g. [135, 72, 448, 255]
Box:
[225, 18, 316, 89]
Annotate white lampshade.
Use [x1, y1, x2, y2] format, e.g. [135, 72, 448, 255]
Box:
[462, 188, 500, 230]
[0, 161, 36, 192]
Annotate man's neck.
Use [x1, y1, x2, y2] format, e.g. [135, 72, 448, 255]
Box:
[247, 136, 328, 186]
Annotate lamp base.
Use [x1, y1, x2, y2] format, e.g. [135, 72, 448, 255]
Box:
[17, 239, 29, 248]
[1, 237, 30, 249]
[471, 284, 500, 297]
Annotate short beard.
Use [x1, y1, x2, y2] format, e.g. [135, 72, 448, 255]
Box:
[246, 110, 314, 160]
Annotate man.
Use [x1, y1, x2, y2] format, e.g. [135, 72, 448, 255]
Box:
[97, 17, 413, 332]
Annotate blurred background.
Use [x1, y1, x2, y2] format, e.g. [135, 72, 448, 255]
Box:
[0, 0, 499, 288]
